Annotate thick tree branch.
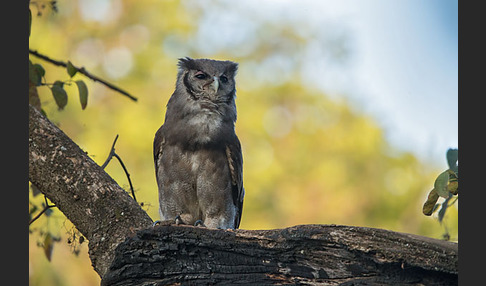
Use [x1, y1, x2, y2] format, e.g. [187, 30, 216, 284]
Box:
[28, 104, 152, 277]
[102, 224, 458, 285]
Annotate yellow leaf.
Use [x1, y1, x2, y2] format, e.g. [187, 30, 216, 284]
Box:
[423, 188, 439, 216]
[43, 233, 54, 262]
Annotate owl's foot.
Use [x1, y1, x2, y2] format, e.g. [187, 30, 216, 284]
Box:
[194, 220, 206, 227]
[174, 215, 184, 225]
[152, 216, 185, 227]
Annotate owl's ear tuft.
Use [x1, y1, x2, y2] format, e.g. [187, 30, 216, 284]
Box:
[226, 62, 238, 76]
[178, 57, 198, 71]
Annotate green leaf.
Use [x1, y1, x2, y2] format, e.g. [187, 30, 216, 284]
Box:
[53, 80, 64, 88]
[446, 148, 458, 175]
[67, 61, 77, 77]
[29, 60, 40, 86]
[51, 81, 68, 110]
[434, 170, 450, 198]
[29, 61, 45, 86]
[34, 63, 45, 78]
[75, 80, 88, 109]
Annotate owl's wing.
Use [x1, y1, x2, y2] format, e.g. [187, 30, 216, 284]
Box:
[225, 136, 245, 229]
[153, 126, 166, 182]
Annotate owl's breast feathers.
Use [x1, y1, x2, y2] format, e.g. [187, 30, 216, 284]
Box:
[153, 125, 244, 229]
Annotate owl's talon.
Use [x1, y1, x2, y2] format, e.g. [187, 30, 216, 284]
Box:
[174, 215, 184, 225]
[194, 220, 206, 227]
[152, 220, 161, 227]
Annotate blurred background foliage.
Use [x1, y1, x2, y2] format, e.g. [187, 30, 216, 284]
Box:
[29, 0, 457, 285]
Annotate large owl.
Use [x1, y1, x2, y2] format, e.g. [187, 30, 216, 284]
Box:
[153, 57, 244, 229]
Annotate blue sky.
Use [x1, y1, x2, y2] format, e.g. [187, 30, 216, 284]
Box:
[276, 0, 458, 164]
[187, 0, 458, 164]
[345, 0, 458, 164]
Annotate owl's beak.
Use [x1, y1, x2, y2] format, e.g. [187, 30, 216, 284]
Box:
[209, 76, 219, 93]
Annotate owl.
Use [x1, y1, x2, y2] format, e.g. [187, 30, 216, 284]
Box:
[153, 57, 244, 229]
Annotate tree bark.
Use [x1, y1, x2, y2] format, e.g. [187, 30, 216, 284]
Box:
[102, 224, 457, 285]
[28, 104, 153, 277]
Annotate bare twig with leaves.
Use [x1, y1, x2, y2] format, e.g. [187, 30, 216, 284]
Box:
[29, 49, 138, 102]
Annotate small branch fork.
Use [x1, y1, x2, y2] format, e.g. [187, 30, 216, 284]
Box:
[29, 135, 138, 226]
[29, 196, 56, 226]
[29, 49, 138, 102]
[102, 135, 137, 202]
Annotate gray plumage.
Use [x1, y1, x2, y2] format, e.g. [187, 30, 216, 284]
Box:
[154, 57, 244, 229]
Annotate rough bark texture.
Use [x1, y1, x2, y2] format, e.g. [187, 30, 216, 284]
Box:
[102, 224, 457, 285]
[29, 104, 153, 277]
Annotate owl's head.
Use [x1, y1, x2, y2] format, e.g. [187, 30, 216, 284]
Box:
[176, 57, 238, 103]
[164, 57, 239, 145]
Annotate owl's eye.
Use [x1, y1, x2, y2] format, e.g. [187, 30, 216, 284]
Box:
[220, 75, 228, 83]
[194, 71, 207, 79]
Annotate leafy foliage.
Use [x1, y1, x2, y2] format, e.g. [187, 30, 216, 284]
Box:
[28, 56, 90, 112]
[422, 149, 458, 240]
[422, 149, 458, 216]
[29, 4, 89, 114]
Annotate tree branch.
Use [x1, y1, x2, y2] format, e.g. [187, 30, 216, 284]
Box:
[102, 224, 458, 285]
[28, 104, 152, 277]
[29, 49, 138, 102]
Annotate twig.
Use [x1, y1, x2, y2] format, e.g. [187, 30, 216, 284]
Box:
[29, 196, 56, 225]
[101, 134, 119, 169]
[29, 49, 138, 102]
[113, 153, 137, 202]
[101, 135, 137, 202]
